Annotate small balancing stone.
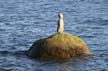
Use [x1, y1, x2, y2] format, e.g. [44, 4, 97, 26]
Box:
[28, 13, 90, 60]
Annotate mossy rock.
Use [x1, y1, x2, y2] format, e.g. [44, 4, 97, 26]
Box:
[28, 32, 90, 60]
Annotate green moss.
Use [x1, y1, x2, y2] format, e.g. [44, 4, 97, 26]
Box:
[46, 33, 87, 49]
[28, 32, 90, 60]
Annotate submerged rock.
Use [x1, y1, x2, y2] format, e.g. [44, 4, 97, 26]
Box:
[28, 32, 90, 60]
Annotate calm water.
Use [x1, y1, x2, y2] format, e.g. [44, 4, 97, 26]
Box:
[0, 0, 108, 71]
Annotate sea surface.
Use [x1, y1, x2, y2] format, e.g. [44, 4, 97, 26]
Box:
[0, 0, 108, 71]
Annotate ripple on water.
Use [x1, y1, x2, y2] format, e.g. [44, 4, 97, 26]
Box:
[0, 0, 108, 71]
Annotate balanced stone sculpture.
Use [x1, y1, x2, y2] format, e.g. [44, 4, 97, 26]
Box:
[57, 13, 64, 33]
[28, 13, 90, 60]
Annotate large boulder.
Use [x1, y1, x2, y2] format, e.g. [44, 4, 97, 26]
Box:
[28, 32, 90, 60]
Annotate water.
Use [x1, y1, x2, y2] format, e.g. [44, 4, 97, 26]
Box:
[0, 0, 108, 71]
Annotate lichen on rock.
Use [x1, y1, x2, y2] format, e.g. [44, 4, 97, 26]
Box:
[28, 32, 90, 60]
